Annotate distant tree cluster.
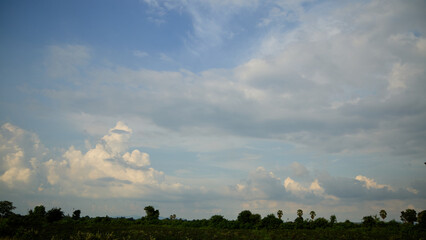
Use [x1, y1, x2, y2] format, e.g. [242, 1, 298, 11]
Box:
[1, 200, 425, 239]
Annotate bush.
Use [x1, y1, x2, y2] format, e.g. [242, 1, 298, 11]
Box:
[313, 217, 328, 229]
[46, 208, 64, 223]
[260, 214, 282, 229]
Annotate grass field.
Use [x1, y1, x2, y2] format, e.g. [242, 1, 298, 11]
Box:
[2, 221, 424, 240]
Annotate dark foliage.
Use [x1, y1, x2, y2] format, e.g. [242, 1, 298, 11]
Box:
[144, 205, 160, 221]
[1, 200, 425, 240]
[417, 210, 426, 229]
[0, 201, 15, 217]
[237, 210, 261, 229]
[46, 208, 64, 223]
[72, 209, 81, 220]
[401, 209, 417, 224]
[313, 217, 329, 229]
[260, 214, 282, 229]
[362, 216, 376, 229]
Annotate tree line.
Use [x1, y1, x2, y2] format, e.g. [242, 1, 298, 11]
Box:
[1, 200, 425, 239]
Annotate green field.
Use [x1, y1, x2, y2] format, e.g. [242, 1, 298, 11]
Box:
[1, 218, 425, 240]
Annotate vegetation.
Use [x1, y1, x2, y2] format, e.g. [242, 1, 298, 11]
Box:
[0, 200, 424, 240]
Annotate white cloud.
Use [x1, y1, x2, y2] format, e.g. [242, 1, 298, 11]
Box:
[42, 122, 176, 198]
[0, 122, 191, 199]
[1, 167, 32, 186]
[355, 175, 394, 191]
[123, 150, 150, 167]
[283, 177, 338, 201]
[0, 123, 46, 189]
[101, 121, 132, 156]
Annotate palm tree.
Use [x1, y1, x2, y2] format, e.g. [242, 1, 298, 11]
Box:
[277, 210, 283, 220]
[379, 210, 387, 221]
[297, 209, 303, 218]
[310, 211, 316, 220]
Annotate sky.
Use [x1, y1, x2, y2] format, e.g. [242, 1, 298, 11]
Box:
[0, 0, 425, 222]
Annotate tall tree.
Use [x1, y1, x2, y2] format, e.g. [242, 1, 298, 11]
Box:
[297, 209, 303, 218]
[401, 209, 417, 224]
[33, 205, 46, 217]
[0, 201, 15, 217]
[261, 214, 282, 229]
[237, 210, 261, 228]
[330, 215, 337, 226]
[310, 211, 316, 220]
[418, 210, 426, 229]
[46, 208, 64, 222]
[72, 209, 81, 220]
[144, 206, 160, 220]
[277, 210, 283, 220]
[379, 209, 387, 221]
[362, 216, 376, 229]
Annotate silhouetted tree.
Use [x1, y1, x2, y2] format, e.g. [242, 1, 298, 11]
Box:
[329, 215, 337, 227]
[261, 214, 282, 229]
[0, 201, 15, 217]
[72, 209, 81, 220]
[46, 208, 64, 222]
[362, 216, 376, 229]
[310, 211, 316, 220]
[417, 210, 426, 229]
[277, 210, 283, 220]
[297, 209, 303, 218]
[209, 215, 226, 227]
[170, 214, 176, 220]
[313, 217, 329, 228]
[401, 209, 417, 224]
[144, 206, 159, 220]
[31, 205, 46, 217]
[237, 210, 261, 228]
[379, 209, 387, 221]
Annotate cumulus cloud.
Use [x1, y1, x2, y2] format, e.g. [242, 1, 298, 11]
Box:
[320, 174, 419, 201]
[0, 122, 191, 199]
[230, 165, 338, 203]
[42, 122, 175, 198]
[230, 164, 424, 209]
[1, 123, 424, 219]
[0, 123, 46, 189]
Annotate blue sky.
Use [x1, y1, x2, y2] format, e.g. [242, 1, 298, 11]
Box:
[1, 0, 425, 221]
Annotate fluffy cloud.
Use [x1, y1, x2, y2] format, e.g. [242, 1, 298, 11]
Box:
[0, 122, 188, 199]
[230, 166, 338, 203]
[0, 123, 46, 189]
[355, 175, 394, 191]
[320, 174, 419, 201]
[42, 122, 175, 198]
[1, 123, 424, 220]
[230, 164, 424, 206]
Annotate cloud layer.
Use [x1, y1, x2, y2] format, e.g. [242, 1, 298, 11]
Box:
[1, 0, 425, 221]
[1, 122, 424, 220]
